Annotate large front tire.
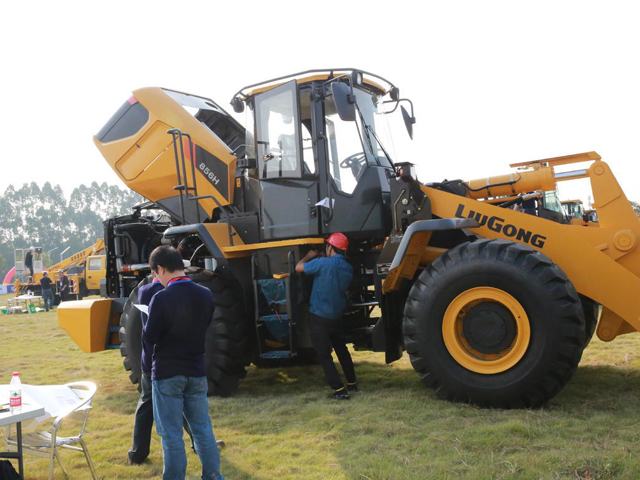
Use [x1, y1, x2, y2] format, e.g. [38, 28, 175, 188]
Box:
[403, 239, 585, 408]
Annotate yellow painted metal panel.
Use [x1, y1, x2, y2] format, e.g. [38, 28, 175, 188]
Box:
[94, 87, 237, 214]
[116, 121, 173, 181]
[222, 237, 325, 255]
[58, 299, 112, 353]
[509, 151, 600, 168]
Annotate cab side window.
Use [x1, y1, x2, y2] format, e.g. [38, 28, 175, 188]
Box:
[254, 81, 303, 179]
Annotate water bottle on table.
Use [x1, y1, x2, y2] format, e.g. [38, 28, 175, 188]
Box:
[10, 372, 22, 413]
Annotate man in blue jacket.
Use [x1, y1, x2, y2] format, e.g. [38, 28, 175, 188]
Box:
[143, 246, 223, 480]
[296, 233, 356, 400]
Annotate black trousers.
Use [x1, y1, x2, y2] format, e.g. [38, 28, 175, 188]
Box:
[128, 373, 194, 463]
[129, 373, 154, 463]
[308, 313, 356, 391]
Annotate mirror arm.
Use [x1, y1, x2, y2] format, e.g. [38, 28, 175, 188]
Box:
[383, 98, 415, 117]
[401, 98, 415, 119]
[322, 74, 356, 102]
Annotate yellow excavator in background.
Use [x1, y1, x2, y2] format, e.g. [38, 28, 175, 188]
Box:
[59, 69, 640, 408]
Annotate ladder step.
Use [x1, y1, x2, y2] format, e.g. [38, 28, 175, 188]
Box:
[260, 351, 292, 359]
[351, 301, 378, 307]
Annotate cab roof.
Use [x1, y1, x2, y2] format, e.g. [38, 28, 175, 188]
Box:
[232, 68, 395, 101]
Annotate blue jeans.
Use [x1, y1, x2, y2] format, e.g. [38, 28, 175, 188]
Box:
[152, 376, 223, 480]
[42, 290, 54, 311]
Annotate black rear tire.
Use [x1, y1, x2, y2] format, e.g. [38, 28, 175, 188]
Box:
[403, 239, 586, 408]
[119, 269, 252, 397]
[119, 278, 150, 387]
[183, 268, 252, 397]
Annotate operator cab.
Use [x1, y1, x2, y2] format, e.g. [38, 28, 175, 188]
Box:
[232, 70, 413, 243]
[561, 199, 585, 224]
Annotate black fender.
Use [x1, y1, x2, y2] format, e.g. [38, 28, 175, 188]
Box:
[380, 217, 479, 364]
[389, 218, 479, 272]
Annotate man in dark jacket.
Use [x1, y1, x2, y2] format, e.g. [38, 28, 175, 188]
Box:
[57, 270, 70, 301]
[128, 275, 164, 465]
[24, 247, 34, 278]
[128, 275, 203, 465]
[143, 246, 223, 480]
[39, 271, 54, 311]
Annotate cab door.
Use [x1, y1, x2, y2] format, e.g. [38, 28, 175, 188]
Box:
[85, 255, 105, 292]
[319, 88, 392, 239]
[254, 81, 319, 241]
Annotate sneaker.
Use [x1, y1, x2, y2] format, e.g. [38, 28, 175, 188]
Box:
[331, 389, 350, 400]
[347, 382, 358, 392]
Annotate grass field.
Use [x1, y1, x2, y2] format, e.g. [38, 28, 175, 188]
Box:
[2, 292, 640, 479]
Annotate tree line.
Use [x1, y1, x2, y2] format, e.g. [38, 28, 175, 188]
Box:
[0, 182, 144, 281]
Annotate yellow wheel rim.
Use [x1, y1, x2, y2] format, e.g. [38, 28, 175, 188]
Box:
[442, 287, 530, 374]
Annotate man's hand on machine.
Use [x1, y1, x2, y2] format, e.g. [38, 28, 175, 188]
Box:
[296, 249, 320, 273]
[304, 250, 319, 260]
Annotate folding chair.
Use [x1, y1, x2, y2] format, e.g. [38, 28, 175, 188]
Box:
[5, 381, 98, 480]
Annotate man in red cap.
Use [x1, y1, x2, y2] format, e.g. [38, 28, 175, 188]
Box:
[296, 233, 356, 400]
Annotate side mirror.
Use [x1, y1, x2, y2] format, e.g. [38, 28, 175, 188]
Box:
[401, 105, 416, 140]
[230, 97, 245, 113]
[331, 82, 356, 122]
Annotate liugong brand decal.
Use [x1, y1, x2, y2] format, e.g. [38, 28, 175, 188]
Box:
[455, 204, 547, 248]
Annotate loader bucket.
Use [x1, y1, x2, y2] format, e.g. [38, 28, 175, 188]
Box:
[58, 299, 117, 353]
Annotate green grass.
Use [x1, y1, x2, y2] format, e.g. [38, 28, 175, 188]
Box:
[2, 291, 640, 479]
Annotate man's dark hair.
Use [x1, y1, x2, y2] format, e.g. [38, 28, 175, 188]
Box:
[326, 242, 345, 256]
[149, 246, 184, 273]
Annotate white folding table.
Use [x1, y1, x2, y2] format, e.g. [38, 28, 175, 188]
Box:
[0, 404, 45, 479]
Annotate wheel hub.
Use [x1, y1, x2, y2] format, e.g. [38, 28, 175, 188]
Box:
[442, 287, 531, 374]
[463, 303, 517, 354]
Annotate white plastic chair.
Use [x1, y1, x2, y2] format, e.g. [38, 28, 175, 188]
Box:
[6, 381, 98, 480]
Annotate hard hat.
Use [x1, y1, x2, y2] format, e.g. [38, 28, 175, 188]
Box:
[58, 269, 63, 273]
[326, 233, 349, 251]
[29, 246, 35, 251]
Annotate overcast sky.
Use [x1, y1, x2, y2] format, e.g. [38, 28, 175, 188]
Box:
[3, 0, 639, 207]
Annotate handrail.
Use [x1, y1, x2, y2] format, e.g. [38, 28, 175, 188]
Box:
[167, 129, 204, 225]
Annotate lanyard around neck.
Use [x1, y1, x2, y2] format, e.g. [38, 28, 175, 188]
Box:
[167, 276, 191, 287]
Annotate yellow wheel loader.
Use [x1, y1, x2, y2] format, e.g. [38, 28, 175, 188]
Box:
[59, 69, 640, 408]
[561, 199, 586, 225]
